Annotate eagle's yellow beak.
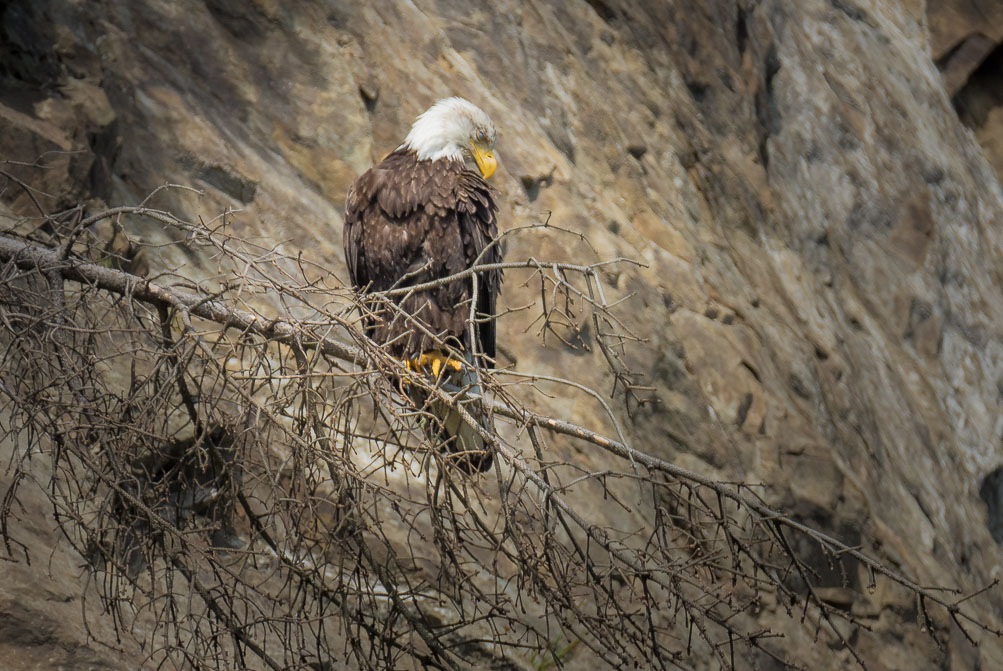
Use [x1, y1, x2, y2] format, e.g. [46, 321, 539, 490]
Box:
[470, 141, 497, 180]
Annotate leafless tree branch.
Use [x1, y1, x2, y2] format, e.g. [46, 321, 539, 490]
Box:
[0, 199, 997, 671]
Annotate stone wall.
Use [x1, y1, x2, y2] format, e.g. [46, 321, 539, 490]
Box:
[1, 1, 1002, 668]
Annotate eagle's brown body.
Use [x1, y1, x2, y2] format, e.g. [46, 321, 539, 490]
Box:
[343, 148, 501, 362]
[343, 97, 501, 474]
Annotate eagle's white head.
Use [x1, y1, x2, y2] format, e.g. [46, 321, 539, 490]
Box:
[402, 97, 498, 179]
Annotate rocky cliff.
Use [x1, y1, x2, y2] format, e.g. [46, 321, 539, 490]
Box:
[2, 0, 1003, 669]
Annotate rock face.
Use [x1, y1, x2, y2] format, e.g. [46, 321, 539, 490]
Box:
[2, 0, 1003, 669]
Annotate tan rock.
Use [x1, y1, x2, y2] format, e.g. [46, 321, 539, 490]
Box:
[1, 0, 1002, 668]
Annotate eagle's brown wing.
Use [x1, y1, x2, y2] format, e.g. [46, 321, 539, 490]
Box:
[344, 149, 500, 472]
[457, 169, 501, 362]
[343, 150, 500, 361]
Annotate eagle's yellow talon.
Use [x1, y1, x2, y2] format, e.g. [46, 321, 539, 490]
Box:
[406, 351, 462, 378]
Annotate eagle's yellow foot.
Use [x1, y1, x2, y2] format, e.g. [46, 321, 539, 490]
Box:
[406, 351, 463, 378]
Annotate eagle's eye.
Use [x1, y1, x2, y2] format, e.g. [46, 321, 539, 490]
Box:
[476, 130, 486, 143]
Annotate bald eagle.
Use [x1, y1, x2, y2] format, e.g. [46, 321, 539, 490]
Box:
[344, 98, 501, 473]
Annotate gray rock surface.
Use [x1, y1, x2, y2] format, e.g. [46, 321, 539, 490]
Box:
[2, 0, 1003, 668]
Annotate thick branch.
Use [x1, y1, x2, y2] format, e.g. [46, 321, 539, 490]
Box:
[0, 233, 363, 363]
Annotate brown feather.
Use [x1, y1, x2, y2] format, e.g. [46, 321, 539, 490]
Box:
[343, 149, 501, 361]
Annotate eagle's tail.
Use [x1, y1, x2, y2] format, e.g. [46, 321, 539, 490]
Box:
[409, 352, 493, 473]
